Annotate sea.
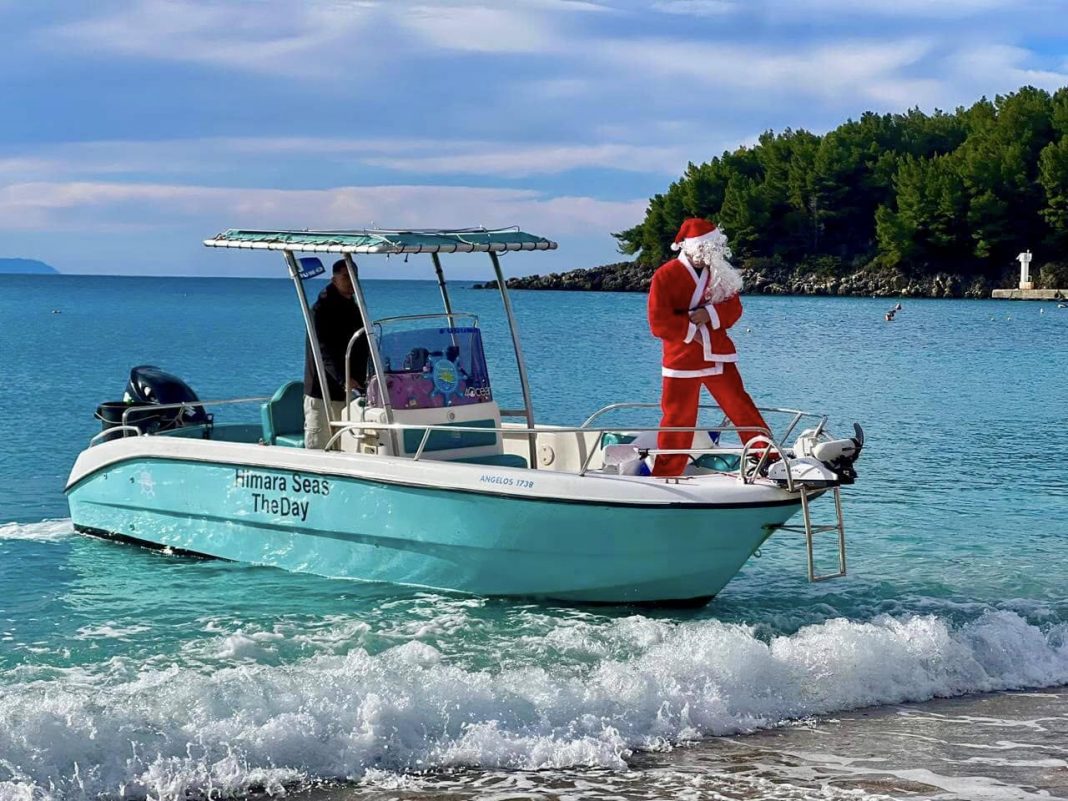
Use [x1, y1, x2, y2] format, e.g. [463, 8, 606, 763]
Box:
[1, 274, 1067, 801]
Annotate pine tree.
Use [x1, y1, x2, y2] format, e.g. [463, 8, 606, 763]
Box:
[612, 86, 1066, 279]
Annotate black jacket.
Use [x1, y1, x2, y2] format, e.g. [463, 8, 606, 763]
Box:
[303, 282, 369, 401]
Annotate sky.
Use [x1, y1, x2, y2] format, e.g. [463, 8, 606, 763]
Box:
[1, 0, 1066, 280]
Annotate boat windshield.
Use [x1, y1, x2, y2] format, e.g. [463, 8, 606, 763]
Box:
[368, 325, 493, 409]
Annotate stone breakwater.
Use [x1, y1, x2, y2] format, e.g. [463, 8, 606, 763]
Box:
[475, 261, 1021, 299]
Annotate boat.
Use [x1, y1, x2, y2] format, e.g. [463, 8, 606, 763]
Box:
[65, 227, 864, 604]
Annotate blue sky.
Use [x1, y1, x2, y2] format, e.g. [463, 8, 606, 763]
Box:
[1, 0, 1066, 280]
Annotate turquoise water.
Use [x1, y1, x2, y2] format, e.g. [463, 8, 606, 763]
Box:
[1, 274, 1067, 800]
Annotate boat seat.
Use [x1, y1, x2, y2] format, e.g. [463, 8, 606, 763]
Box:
[602, 431, 739, 471]
[261, 381, 305, 447]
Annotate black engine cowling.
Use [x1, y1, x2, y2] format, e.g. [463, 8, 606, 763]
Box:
[95, 365, 210, 435]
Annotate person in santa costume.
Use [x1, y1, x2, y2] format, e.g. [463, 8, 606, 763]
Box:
[647, 217, 771, 477]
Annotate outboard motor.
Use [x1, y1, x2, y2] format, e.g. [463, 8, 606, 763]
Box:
[767, 423, 865, 488]
[95, 365, 211, 436]
[810, 423, 864, 484]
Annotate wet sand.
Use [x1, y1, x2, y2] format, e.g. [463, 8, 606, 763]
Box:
[305, 688, 1068, 800]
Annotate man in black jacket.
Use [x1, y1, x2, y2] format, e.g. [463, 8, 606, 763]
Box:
[303, 259, 369, 448]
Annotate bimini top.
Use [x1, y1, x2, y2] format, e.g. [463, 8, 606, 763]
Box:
[203, 227, 557, 254]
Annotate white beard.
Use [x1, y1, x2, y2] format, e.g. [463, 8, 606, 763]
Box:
[682, 232, 744, 304]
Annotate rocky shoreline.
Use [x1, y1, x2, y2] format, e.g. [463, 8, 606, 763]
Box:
[474, 260, 1024, 299]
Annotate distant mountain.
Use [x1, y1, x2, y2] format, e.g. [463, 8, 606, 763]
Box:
[0, 258, 59, 275]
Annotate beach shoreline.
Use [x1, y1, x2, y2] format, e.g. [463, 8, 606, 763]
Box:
[291, 687, 1068, 800]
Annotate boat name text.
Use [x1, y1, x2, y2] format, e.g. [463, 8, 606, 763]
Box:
[479, 474, 534, 489]
[250, 493, 309, 521]
[234, 469, 330, 495]
[233, 469, 331, 521]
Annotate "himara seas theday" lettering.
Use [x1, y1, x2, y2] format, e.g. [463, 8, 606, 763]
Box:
[232, 469, 331, 522]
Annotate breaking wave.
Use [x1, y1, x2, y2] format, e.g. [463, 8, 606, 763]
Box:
[1, 610, 1066, 800]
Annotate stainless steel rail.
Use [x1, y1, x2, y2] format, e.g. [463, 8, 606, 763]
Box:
[344, 253, 396, 454]
[286, 250, 333, 430]
[374, 312, 478, 326]
[322, 419, 797, 488]
[773, 484, 848, 581]
[489, 251, 537, 468]
[94, 396, 272, 445]
[580, 401, 813, 429]
[575, 423, 773, 477]
[88, 395, 272, 446]
[118, 395, 271, 428]
[343, 327, 367, 402]
[89, 425, 143, 445]
[576, 400, 833, 489]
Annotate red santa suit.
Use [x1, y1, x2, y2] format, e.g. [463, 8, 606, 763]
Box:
[647, 218, 770, 477]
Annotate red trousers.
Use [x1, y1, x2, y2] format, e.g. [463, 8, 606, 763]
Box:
[652, 363, 770, 477]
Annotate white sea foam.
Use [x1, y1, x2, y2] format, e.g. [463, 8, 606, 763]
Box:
[0, 519, 73, 542]
[73, 623, 151, 641]
[0, 610, 1066, 801]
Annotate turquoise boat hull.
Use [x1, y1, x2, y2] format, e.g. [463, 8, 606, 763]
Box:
[66, 439, 803, 604]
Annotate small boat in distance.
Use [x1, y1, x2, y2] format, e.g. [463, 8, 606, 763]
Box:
[66, 227, 864, 604]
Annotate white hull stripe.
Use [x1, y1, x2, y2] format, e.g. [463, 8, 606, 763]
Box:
[65, 433, 796, 507]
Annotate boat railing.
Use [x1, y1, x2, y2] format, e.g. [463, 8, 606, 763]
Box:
[343, 327, 368, 399]
[373, 312, 479, 327]
[90, 396, 273, 446]
[89, 425, 144, 446]
[118, 396, 272, 428]
[322, 419, 800, 490]
[581, 401, 821, 440]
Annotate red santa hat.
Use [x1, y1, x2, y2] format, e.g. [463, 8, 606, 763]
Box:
[670, 217, 718, 251]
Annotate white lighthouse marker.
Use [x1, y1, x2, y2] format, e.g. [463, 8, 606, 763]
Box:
[1018, 250, 1033, 290]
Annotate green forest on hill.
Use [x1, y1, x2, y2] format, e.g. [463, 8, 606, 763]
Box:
[615, 86, 1068, 290]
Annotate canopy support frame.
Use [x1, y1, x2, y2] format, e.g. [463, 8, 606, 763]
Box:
[343, 253, 398, 455]
[285, 250, 332, 444]
[489, 251, 537, 468]
[431, 253, 454, 318]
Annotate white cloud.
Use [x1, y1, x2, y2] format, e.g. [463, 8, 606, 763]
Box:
[0, 136, 687, 182]
[943, 44, 1068, 97]
[0, 156, 64, 179]
[651, 0, 1017, 18]
[652, 1, 737, 16]
[361, 142, 688, 175]
[0, 179, 644, 275]
[777, 0, 1017, 17]
[49, 0, 379, 77]
[0, 180, 645, 238]
[590, 36, 943, 107]
[401, 4, 561, 53]
[47, 0, 603, 71]
[38, 0, 1065, 138]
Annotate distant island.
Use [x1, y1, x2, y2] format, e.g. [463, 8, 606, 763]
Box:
[481, 85, 1068, 299]
[0, 258, 58, 275]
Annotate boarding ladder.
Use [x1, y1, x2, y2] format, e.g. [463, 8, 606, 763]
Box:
[740, 420, 849, 583]
[775, 484, 847, 582]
